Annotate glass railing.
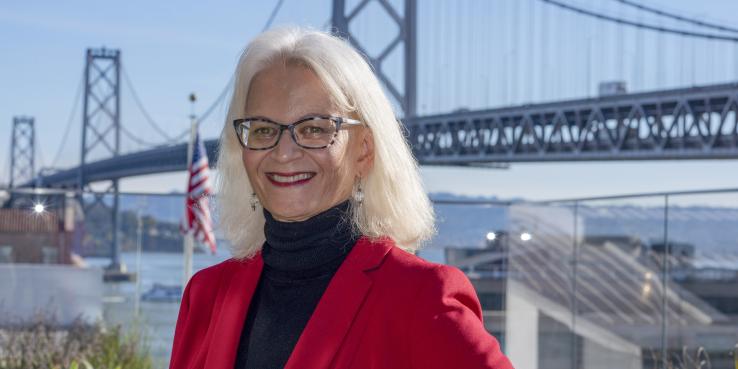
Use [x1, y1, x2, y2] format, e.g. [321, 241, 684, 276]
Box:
[498, 190, 738, 369]
[0, 187, 229, 368]
[0, 186, 736, 369]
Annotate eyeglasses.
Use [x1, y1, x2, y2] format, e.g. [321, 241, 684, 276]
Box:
[232, 115, 363, 150]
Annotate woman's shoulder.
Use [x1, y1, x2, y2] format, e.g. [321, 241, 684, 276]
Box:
[383, 240, 460, 273]
[186, 256, 258, 294]
[367, 239, 486, 333]
[368, 238, 471, 294]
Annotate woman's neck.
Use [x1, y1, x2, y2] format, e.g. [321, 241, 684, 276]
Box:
[261, 200, 359, 279]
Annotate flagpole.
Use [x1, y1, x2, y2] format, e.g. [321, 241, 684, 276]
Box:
[183, 93, 197, 288]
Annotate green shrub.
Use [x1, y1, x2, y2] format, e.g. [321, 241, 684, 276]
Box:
[0, 313, 152, 369]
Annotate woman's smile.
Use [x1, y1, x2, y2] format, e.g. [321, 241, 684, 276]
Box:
[265, 171, 316, 187]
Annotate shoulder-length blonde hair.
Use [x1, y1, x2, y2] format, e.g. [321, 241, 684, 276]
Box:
[216, 26, 435, 260]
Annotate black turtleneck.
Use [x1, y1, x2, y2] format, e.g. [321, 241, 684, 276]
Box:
[233, 200, 360, 369]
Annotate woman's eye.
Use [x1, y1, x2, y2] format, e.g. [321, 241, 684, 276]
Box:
[302, 126, 325, 135]
[253, 127, 275, 136]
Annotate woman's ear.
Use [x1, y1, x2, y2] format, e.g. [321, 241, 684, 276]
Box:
[355, 128, 374, 177]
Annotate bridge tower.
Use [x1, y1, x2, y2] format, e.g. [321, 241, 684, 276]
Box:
[9, 116, 35, 188]
[331, 0, 417, 118]
[79, 47, 125, 273]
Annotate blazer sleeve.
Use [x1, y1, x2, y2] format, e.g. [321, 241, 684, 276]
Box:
[168, 266, 222, 369]
[409, 265, 514, 369]
[169, 273, 195, 369]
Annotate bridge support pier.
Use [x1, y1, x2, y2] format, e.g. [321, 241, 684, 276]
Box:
[10, 116, 35, 188]
[78, 47, 129, 277]
[331, 0, 417, 119]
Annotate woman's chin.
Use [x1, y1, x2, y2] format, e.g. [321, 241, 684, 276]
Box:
[266, 202, 320, 222]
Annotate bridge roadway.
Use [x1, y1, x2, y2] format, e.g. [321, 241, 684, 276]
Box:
[32, 82, 738, 187]
[35, 140, 218, 188]
[409, 82, 738, 164]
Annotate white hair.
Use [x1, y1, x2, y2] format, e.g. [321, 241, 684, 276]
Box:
[215, 26, 435, 260]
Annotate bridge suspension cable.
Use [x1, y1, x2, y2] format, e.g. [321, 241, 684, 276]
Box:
[542, 0, 738, 42]
[1, 153, 9, 186]
[36, 141, 47, 174]
[121, 65, 182, 143]
[196, 0, 285, 126]
[50, 69, 84, 169]
[120, 124, 166, 149]
[195, 75, 232, 125]
[613, 0, 738, 35]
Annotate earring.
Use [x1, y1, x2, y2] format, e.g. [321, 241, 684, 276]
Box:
[353, 177, 364, 205]
[250, 192, 259, 212]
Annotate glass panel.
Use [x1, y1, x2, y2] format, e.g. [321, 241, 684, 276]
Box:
[0, 188, 230, 367]
[576, 196, 667, 369]
[95, 193, 228, 365]
[666, 192, 738, 369]
[506, 202, 578, 369]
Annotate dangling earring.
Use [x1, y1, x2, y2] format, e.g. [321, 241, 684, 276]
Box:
[352, 177, 364, 206]
[250, 192, 259, 212]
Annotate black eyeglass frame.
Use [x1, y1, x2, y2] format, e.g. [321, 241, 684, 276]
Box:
[232, 114, 364, 150]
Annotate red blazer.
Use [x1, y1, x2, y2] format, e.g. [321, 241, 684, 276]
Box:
[169, 236, 514, 369]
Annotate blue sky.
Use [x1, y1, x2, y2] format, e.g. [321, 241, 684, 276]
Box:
[1, 0, 737, 204]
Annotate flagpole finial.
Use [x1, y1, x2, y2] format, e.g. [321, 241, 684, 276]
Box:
[189, 93, 197, 122]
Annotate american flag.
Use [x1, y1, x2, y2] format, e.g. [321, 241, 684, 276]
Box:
[180, 131, 216, 254]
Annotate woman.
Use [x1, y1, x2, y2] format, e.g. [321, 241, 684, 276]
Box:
[169, 27, 513, 369]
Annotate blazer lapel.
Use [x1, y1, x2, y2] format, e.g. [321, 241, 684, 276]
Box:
[203, 254, 264, 369]
[283, 237, 393, 369]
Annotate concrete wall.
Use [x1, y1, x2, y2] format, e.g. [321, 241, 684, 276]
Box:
[0, 264, 102, 325]
[581, 337, 642, 369]
[505, 291, 540, 369]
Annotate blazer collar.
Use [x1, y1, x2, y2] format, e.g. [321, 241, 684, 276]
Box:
[203, 236, 394, 369]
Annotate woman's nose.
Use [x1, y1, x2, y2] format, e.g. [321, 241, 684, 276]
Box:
[270, 128, 302, 162]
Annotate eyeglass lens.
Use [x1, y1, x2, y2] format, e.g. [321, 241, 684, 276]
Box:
[241, 118, 338, 149]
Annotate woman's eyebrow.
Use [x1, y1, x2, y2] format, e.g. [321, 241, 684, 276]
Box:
[297, 112, 337, 119]
[242, 114, 275, 121]
[286, 104, 337, 119]
[242, 111, 339, 123]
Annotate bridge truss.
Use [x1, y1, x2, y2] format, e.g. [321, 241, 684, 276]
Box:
[408, 83, 738, 165]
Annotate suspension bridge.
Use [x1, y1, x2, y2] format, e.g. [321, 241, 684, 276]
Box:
[5, 0, 738, 267]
